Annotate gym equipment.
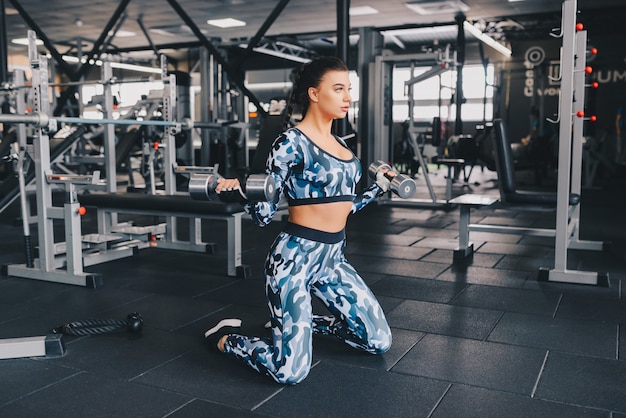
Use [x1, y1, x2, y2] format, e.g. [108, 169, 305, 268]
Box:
[370, 50, 477, 209]
[0, 334, 64, 360]
[492, 121, 579, 206]
[76, 192, 249, 278]
[451, 17, 610, 287]
[1, 33, 253, 287]
[368, 160, 417, 199]
[53, 312, 143, 336]
[9, 141, 34, 268]
[188, 172, 276, 203]
[0, 111, 221, 134]
[540, 0, 607, 286]
[0, 125, 88, 216]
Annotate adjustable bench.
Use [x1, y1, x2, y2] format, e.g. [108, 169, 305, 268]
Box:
[78, 192, 249, 278]
[451, 119, 581, 264]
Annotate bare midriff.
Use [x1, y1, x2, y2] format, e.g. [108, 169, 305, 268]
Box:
[287, 201, 352, 233]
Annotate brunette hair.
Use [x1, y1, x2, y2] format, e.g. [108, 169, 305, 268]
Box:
[284, 56, 348, 130]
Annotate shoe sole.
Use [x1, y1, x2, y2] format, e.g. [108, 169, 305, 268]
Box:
[204, 318, 242, 338]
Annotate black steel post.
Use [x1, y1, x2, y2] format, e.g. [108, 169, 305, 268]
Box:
[137, 15, 160, 57]
[234, 0, 290, 68]
[455, 13, 466, 136]
[166, 0, 267, 117]
[0, 0, 8, 84]
[52, 0, 132, 115]
[7, 0, 78, 80]
[336, 0, 350, 137]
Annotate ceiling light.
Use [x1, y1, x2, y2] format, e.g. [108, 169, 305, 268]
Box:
[109, 30, 137, 38]
[405, 1, 469, 15]
[207, 18, 246, 28]
[349, 6, 379, 16]
[463, 21, 512, 57]
[11, 38, 44, 46]
[383, 25, 457, 37]
[110, 62, 162, 74]
[6, 8, 18, 15]
[59, 55, 162, 74]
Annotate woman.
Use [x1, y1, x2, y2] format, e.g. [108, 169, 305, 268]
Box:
[206, 56, 393, 385]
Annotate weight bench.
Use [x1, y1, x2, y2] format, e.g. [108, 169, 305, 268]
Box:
[451, 119, 581, 263]
[78, 192, 249, 278]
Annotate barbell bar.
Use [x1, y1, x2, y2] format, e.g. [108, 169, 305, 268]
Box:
[0, 112, 236, 132]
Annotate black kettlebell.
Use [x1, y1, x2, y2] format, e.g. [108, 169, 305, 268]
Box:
[127, 312, 144, 333]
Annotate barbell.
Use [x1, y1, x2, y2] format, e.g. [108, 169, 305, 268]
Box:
[0, 111, 237, 133]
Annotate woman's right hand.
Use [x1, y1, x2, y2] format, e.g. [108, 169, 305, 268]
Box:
[216, 178, 241, 194]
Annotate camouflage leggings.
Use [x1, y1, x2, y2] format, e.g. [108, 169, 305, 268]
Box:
[223, 223, 392, 384]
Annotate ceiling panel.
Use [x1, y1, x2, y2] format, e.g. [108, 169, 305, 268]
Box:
[3, 0, 625, 66]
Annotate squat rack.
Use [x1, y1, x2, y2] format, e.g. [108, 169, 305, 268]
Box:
[539, 0, 606, 285]
[1, 31, 247, 287]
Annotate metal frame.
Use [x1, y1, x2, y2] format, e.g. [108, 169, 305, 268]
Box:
[371, 50, 461, 208]
[540, 0, 606, 285]
[2, 32, 249, 287]
[0, 334, 64, 360]
[5, 33, 103, 287]
[442, 1, 607, 287]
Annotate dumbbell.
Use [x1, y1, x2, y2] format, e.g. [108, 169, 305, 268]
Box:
[188, 172, 276, 203]
[368, 160, 416, 199]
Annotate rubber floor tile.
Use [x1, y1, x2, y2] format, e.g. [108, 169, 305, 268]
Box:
[431, 383, 608, 418]
[535, 351, 626, 413]
[0, 371, 191, 417]
[392, 334, 546, 395]
[488, 312, 618, 358]
[386, 299, 502, 340]
[255, 361, 450, 418]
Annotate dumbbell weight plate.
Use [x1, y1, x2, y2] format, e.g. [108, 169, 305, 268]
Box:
[368, 160, 392, 179]
[245, 174, 277, 202]
[390, 175, 417, 199]
[189, 173, 220, 200]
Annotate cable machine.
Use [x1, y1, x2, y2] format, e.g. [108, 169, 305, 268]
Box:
[371, 48, 464, 208]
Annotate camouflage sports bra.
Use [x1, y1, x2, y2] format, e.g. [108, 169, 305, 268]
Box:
[244, 128, 382, 227]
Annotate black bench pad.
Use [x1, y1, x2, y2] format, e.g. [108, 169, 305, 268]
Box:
[78, 193, 243, 215]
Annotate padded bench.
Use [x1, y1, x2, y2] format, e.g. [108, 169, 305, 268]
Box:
[448, 120, 583, 263]
[78, 192, 249, 278]
[449, 194, 498, 263]
[449, 193, 581, 264]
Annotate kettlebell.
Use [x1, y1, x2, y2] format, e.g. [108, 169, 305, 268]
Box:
[127, 312, 144, 333]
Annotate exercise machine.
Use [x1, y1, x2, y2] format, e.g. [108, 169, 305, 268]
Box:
[370, 48, 470, 208]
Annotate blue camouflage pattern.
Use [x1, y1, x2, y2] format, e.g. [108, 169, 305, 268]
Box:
[244, 127, 383, 226]
[228, 127, 391, 384]
[223, 230, 392, 384]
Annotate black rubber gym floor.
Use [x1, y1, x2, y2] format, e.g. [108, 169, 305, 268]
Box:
[1, 165, 625, 417]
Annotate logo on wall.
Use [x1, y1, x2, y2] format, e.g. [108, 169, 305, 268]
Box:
[524, 46, 545, 67]
[524, 46, 559, 97]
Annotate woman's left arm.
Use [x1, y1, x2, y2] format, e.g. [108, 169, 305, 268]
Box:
[351, 183, 384, 214]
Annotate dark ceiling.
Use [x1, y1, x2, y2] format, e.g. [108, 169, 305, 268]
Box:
[3, 0, 626, 68]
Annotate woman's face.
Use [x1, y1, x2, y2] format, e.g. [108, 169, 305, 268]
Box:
[308, 70, 352, 120]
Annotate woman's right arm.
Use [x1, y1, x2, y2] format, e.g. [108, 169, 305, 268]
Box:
[244, 132, 295, 226]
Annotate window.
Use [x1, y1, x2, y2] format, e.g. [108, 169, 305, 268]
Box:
[81, 81, 164, 119]
[392, 63, 494, 123]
